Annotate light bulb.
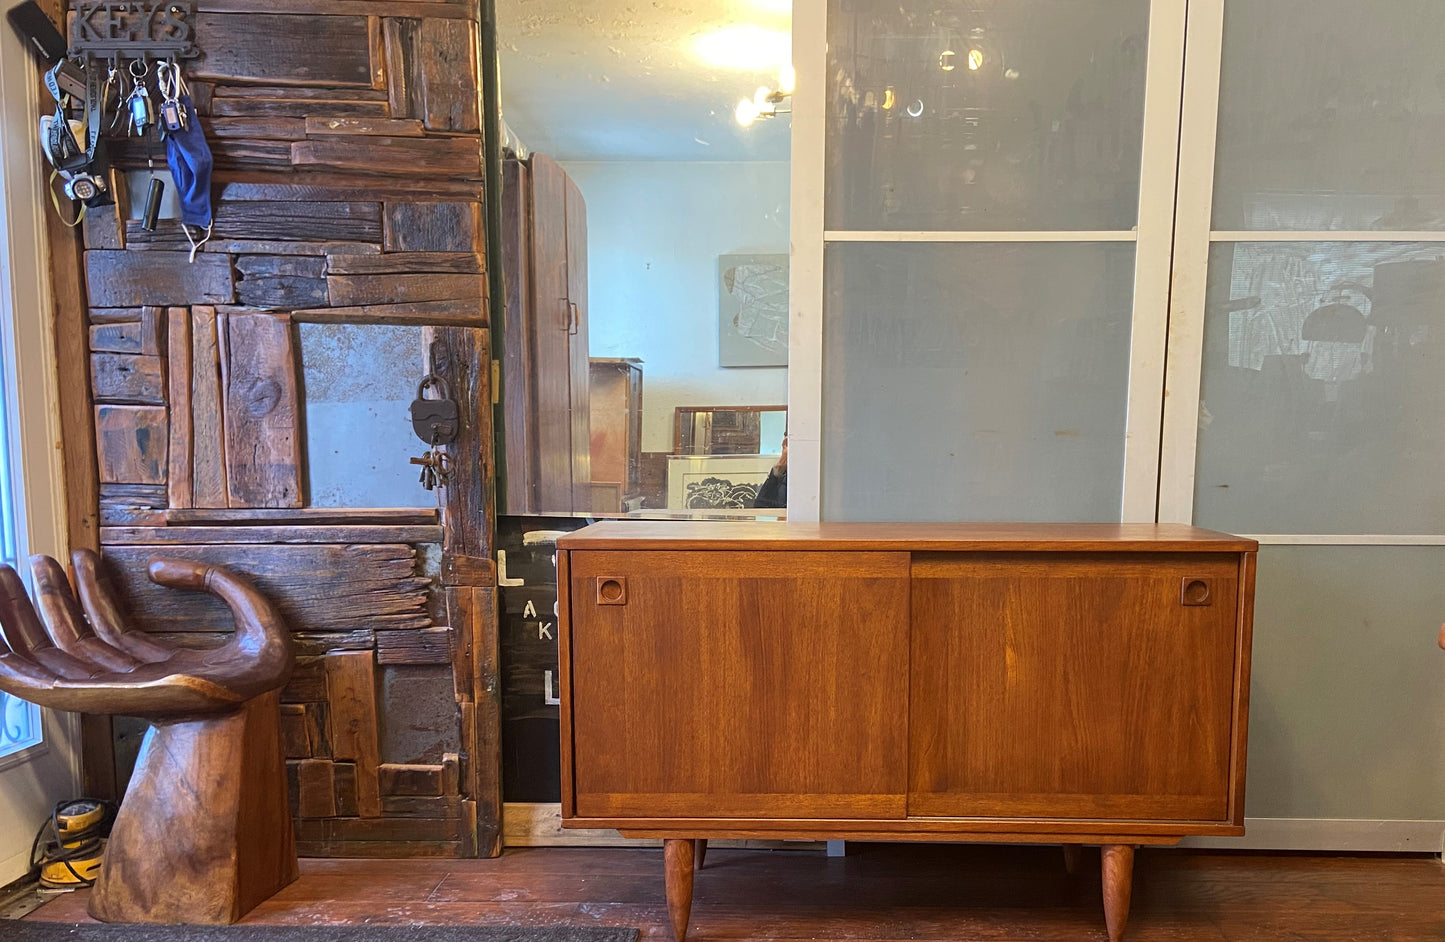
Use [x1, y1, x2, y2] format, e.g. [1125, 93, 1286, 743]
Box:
[778, 63, 796, 95]
[735, 98, 761, 126]
[967, 48, 984, 70]
[754, 86, 773, 106]
[939, 49, 956, 72]
[882, 87, 896, 110]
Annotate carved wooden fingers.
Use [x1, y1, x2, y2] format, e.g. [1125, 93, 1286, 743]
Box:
[0, 549, 292, 717]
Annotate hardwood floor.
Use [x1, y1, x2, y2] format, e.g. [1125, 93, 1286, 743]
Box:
[25, 843, 1445, 941]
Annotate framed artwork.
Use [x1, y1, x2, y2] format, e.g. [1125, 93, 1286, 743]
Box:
[666, 455, 779, 510]
[718, 253, 789, 367]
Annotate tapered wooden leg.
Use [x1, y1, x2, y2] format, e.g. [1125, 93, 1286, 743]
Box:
[88, 692, 298, 924]
[1062, 843, 1083, 875]
[694, 838, 708, 870]
[664, 839, 696, 942]
[1101, 844, 1135, 942]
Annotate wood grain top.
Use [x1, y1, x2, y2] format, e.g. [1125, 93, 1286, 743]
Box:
[557, 521, 1257, 553]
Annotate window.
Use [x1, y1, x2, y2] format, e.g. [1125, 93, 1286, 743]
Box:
[0, 353, 40, 759]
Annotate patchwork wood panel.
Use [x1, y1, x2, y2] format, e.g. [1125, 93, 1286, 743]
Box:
[78, 0, 494, 859]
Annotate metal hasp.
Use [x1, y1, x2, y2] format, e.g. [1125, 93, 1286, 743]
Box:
[70, 2, 199, 58]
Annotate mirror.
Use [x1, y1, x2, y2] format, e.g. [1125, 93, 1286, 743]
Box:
[495, 0, 792, 518]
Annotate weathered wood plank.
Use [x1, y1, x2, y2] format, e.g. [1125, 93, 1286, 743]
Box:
[214, 85, 390, 101]
[291, 631, 375, 659]
[98, 483, 168, 527]
[281, 704, 311, 758]
[222, 312, 303, 508]
[368, 14, 386, 89]
[297, 758, 339, 818]
[295, 815, 464, 842]
[100, 525, 444, 544]
[210, 97, 391, 118]
[419, 18, 478, 133]
[378, 763, 443, 797]
[325, 252, 479, 275]
[125, 202, 382, 247]
[383, 202, 479, 252]
[380, 795, 461, 818]
[167, 308, 193, 509]
[376, 627, 452, 665]
[203, 117, 308, 140]
[123, 238, 382, 257]
[292, 137, 481, 177]
[281, 657, 328, 703]
[291, 839, 461, 859]
[98, 543, 432, 633]
[428, 327, 491, 562]
[166, 507, 438, 525]
[217, 173, 483, 202]
[305, 701, 333, 757]
[326, 651, 382, 817]
[305, 116, 426, 137]
[83, 201, 125, 250]
[91, 353, 165, 404]
[383, 17, 423, 119]
[327, 273, 482, 306]
[235, 255, 329, 308]
[291, 299, 484, 326]
[90, 321, 143, 354]
[191, 14, 374, 87]
[333, 762, 359, 816]
[197, 0, 476, 20]
[85, 251, 234, 307]
[95, 405, 168, 485]
[191, 306, 229, 508]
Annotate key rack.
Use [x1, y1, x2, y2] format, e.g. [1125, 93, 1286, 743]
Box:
[69, 2, 198, 59]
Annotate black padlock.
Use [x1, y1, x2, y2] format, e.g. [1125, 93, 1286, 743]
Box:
[410, 374, 459, 445]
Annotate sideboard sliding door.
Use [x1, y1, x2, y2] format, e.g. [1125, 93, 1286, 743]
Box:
[909, 552, 1244, 822]
[566, 550, 910, 820]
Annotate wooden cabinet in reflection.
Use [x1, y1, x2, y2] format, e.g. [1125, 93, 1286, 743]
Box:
[588, 358, 643, 514]
[501, 153, 591, 514]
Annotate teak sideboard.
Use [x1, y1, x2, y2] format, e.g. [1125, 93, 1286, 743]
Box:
[555, 522, 1259, 942]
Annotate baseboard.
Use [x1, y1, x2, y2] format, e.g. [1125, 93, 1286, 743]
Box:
[1180, 818, 1445, 854]
[504, 806, 1445, 856]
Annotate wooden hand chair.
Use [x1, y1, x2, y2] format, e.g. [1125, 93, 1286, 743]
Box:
[0, 549, 298, 924]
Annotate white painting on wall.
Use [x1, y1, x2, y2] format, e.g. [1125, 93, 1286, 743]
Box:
[719, 253, 789, 367]
[667, 455, 779, 510]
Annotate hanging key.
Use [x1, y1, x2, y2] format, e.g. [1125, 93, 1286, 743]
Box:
[156, 59, 187, 132]
[126, 59, 154, 136]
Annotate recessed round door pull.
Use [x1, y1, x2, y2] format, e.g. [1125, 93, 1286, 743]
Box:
[597, 577, 627, 605]
[1180, 578, 1212, 606]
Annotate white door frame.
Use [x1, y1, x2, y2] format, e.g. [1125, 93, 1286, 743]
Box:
[0, 8, 82, 887]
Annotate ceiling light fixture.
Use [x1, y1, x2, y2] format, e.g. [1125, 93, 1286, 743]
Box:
[734, 64, 795, 127]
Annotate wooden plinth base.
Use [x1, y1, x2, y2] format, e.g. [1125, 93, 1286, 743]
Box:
[88, 690, 299, 924]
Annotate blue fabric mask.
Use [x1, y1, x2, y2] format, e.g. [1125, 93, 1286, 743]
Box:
[164, 95, 213, 229]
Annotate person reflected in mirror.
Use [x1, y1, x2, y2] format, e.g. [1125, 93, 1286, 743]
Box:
[752, 435, 787, 509]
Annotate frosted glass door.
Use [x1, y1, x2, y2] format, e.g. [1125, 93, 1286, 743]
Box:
[816, 0, 1179, 522]
[1163, 0, 1445, 835]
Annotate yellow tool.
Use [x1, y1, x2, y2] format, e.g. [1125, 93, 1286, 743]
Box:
[33, 799, 111, 889]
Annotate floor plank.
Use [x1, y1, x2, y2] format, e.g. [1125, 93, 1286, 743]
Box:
[23, 844, 1445, 941]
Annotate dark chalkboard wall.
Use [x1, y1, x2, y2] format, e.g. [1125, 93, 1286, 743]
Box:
[498, 515, 591, 801]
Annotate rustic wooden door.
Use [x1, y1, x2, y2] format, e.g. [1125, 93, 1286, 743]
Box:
[528, 154, 578, 512]
[909, 552, 1241, 822]
[563, 175, 591, 511]
[66, 5, 502, 858]
[565, 549, 910, 820]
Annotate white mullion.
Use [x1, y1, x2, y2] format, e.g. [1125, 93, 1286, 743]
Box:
[1157, 0, 1226, 524]
[1120, 0, 1189, 523]
[1210, 230, 1445, 243]
[823, 230, 1138, 243]
[786, 0, 827, 522]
